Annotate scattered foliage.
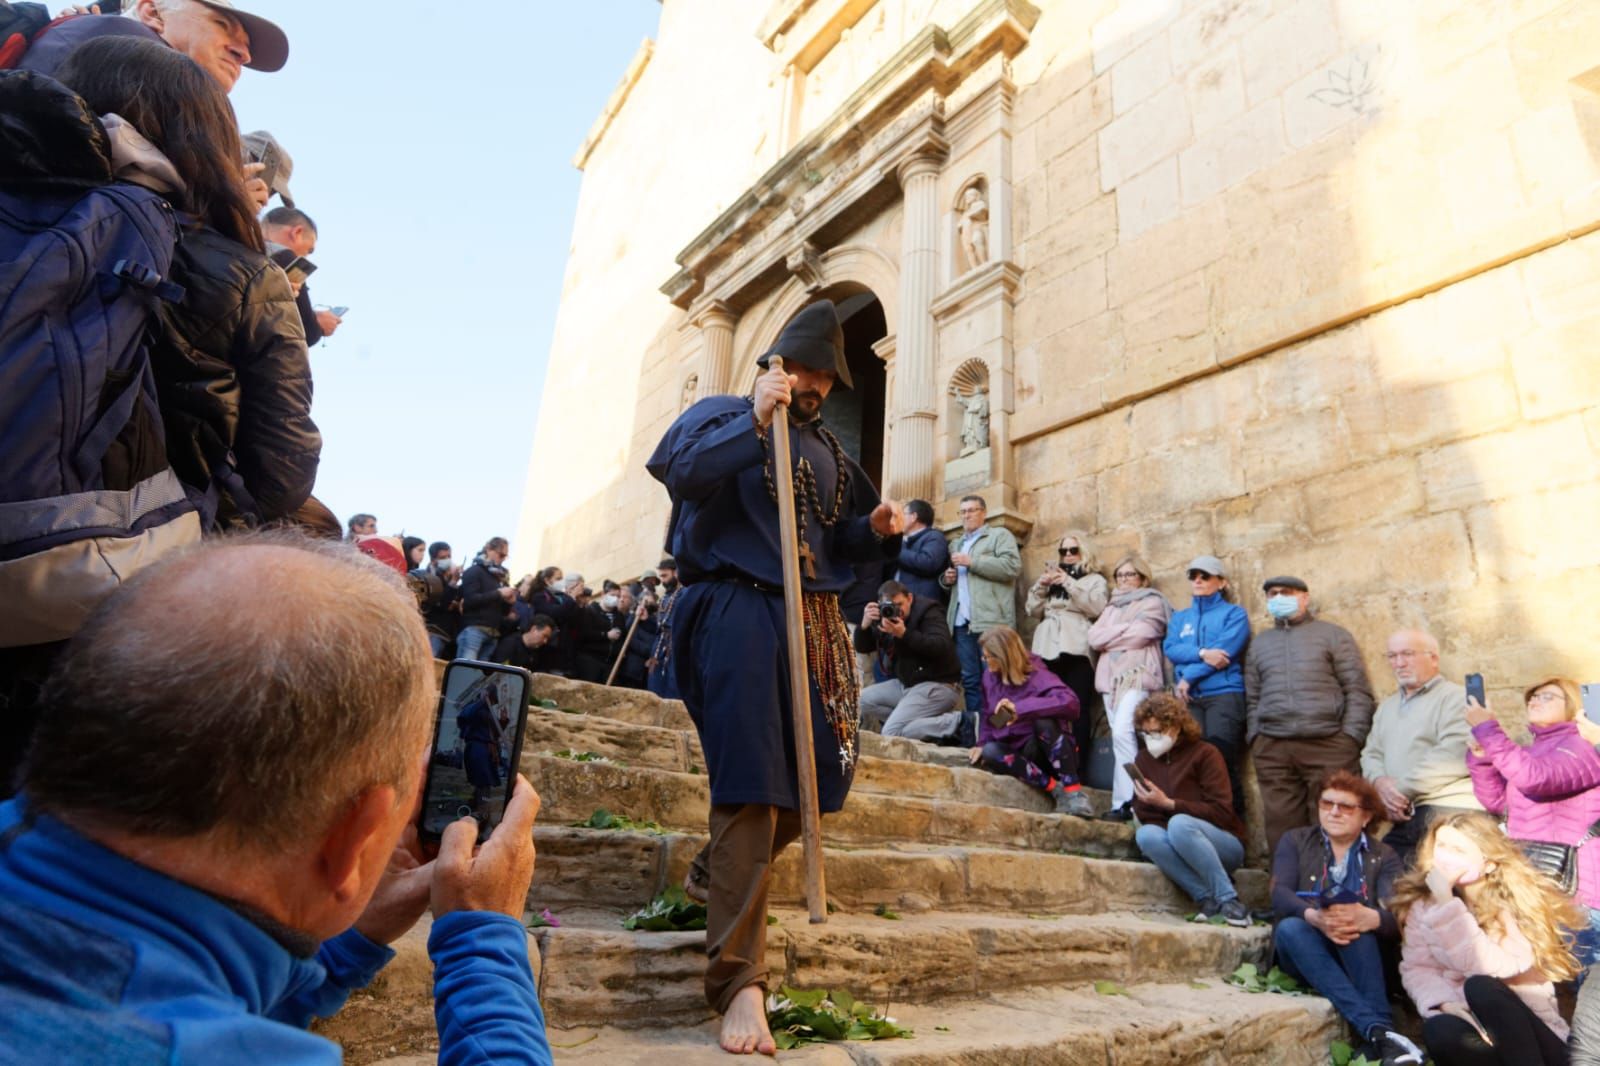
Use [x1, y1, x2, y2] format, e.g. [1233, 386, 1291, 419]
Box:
[525, 908, 561, 929]
[1329, 1039, 1380, 1066]
[621, 886, 707, 932]
[1092, 980, 1126, 996]
[571, 808, 666, 834]
[1226, 962, 1306, 996]
[873, 903, 902, 920]
[765, 987, 914, 1049]
[548, 749, 622, 765]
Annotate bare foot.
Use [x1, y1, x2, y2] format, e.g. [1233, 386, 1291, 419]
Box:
[719, 984, 775, 1055]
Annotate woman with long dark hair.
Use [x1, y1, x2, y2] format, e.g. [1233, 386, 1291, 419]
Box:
[56, 36, 323, 531]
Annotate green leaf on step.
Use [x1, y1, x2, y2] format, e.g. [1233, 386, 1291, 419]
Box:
[570, 808, 666, 834]
[621, 886, 707, 932]
[1329, 1040, 1354, 1066]
[1263, 966, 1305, 995]
[1092, 980, 1126, 996]
[1188, 980, 1209, 990]
[934, 1025, 951, 1033]
[873, 903, 901, 920]
[549, 749, 622, 765]
[767, 914, 779, 926]
[688, 763, 701, 774]
[826, 900, 837, 914]
[535, 698, 559, 709]
[767, 988, 913, 1048]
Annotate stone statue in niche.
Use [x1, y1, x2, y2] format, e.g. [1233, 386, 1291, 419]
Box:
[680, 374, 698, 412]
[957, 183, 990, 273]
[955, 385, 990, 457]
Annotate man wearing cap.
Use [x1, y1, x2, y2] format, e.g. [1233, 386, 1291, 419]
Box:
[1245, 576, 1375, 854]
[20, 0, 288, 92]
[1152, 555, 1251, 823]
[262, 206, 342, 345]
[648, 299, 903, 1055]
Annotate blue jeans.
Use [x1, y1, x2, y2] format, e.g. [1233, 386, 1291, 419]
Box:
[428, 633, 452, 659]
[1571, 907, 1600, 978]
[1274, 918, 1392, 1037]
[954, 624, 984, 746]
[1135, 814, 1244, 904]
[455, 625, 497, 663]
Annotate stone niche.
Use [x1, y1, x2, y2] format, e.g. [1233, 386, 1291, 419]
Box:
[944, 358, 991, 492]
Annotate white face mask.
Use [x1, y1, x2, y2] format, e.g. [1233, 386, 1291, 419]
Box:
[601, 594, 619, 610]
[1141, 732, 1176, 758]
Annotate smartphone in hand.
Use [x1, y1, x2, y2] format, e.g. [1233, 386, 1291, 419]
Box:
[1465, 673, 1486, 706]
[1122, 762, 1148, 788]
[418, 661, 532, 850]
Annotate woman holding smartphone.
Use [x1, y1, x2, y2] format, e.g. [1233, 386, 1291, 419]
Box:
[1127, 693, 1247, 924]
[1467, 676, 1600, 964]
[1391, 812, 1583, 1066]
[1024, 534, 1107, 765]
[968, 627, 1092, 817]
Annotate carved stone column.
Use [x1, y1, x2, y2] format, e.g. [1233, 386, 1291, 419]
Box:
[889, 151, 943, 502]
[694, 301, 736, 396]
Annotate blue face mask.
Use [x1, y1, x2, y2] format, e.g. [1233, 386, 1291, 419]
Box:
[1267, 595, 1300, 620]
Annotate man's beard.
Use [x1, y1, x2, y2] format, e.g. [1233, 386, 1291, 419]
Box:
[790, 391, 824, 421]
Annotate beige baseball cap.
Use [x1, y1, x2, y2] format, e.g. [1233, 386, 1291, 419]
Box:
[196, 0, 289, 72]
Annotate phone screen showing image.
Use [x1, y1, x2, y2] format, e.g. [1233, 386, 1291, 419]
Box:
[418, 662, 531, 846]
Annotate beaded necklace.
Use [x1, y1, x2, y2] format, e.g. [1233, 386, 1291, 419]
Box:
[756, 407, 851, 579]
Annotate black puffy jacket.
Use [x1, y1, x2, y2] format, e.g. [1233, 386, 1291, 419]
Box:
[153, 219, 318, 526]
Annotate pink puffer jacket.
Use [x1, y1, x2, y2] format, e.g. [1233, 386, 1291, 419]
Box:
[1085, 589, 1169, 695]
[1468, 719, 1600, 909]
[1399, 896, 1567, 1040]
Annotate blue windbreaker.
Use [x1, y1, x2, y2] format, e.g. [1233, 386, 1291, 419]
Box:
[1161, 590, 1249, 696]
[0, 798, 551, 1065]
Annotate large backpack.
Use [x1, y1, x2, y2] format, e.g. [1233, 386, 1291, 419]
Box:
[0, 2, 51, 69]
[0, 170, 202, 647]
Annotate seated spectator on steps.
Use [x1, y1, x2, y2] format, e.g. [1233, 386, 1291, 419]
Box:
[1087, 554, 1170, 822]
[967, 626, 1092, 817]
[1361, 629, 1480, 866]
[1129, 692, 1248, 927]
[494, 615, 558, 675]
[1270, 770, 1419, 1066]
[1467, 675, 1600, 966]
[1391, 812, 1583, 1066]
[855, 580, 963, 742]
[0, 532, 550, 1064]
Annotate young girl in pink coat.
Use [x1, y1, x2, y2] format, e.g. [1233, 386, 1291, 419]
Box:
[1391, 812, 1585, 1065]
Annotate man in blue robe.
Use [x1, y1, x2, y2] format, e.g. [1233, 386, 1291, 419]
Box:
[647, 299, 902, 1055]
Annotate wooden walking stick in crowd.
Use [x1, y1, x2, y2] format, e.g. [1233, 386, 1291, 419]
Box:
[605, 605, 646, 687]
[767, 355, 828, 925]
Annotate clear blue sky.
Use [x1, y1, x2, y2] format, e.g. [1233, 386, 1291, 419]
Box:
[230, 2, 662, 558]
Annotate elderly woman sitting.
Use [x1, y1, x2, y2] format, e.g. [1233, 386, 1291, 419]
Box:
[1128, 693, 1246, 924]
[967, 626, 1092, 817]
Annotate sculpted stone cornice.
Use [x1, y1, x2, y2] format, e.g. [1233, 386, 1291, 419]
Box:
[930, 259, 1023, 323]
[691, 299, 737, 331]
[785, 241, 826, 292]
[661, 0, 1041, 312]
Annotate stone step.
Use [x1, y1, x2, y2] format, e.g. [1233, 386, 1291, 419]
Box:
[532, 675, 692, 730]
[530, 827, 1268, 917]
[530, 907, 1277, 1031]
[538, 981, 1340, 1065]
[524, 709, 1112, 815]
[523, 753, 1138, 859]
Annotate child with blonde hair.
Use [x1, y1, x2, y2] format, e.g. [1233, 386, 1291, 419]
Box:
[1391, 811, 1585, 1064]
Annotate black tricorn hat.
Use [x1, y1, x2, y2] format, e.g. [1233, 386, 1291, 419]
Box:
[756, 299, 853, 389]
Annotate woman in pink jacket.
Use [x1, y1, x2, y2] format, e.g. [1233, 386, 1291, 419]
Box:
[1085, 555, 1170, 819]
[1467, 675, 1600, 964]
[1391, 812, 1584, 1065]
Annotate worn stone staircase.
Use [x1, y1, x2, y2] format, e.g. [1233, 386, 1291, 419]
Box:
[318, 676, 1342, 1064]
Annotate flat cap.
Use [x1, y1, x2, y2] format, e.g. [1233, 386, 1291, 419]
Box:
[1262, 575, 1309, 593]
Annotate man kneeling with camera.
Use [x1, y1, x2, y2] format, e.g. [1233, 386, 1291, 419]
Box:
[855, 579, 964, 743]
[0, 533, 551, 1064]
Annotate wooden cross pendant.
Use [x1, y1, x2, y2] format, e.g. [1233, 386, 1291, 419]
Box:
[797, 540, 818, 580]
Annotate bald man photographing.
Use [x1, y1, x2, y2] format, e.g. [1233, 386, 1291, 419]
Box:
[0, 533, 552, 1064]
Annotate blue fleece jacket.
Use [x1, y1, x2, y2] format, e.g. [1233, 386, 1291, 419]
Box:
[1162, 591, 1249, 696]
[0, 797, 551, 1065]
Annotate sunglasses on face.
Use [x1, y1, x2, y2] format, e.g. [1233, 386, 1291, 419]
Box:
[1059, 547, 1081, 557]
[1187, 571, 1218, 581]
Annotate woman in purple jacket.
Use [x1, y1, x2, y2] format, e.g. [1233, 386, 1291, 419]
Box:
[1468, 675, 1600, 963]
[968, 626, 1093, 816]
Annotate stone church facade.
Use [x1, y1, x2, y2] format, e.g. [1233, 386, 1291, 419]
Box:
[519, 0, 1600, 699]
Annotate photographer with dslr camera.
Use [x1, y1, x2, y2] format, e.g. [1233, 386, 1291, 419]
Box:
[855, 580, 963, 742]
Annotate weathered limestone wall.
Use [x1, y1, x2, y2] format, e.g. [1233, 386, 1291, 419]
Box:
[525, 0, 1600, 698]
[1000, 0, 1600, 699]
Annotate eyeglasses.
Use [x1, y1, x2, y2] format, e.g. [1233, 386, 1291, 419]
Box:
[958, 506, 983, 515]
[1114, 571, 1141, 580]
[1528, 691, 1566, 705]
[1318, 798, 1365, 814]
[1059, 547, 1081, 557]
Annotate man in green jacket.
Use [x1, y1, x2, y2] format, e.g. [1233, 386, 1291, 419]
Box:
[939, 495, 1021, 744]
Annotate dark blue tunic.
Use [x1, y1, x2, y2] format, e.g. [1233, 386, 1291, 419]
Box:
[457, 694, 501, 790]
[646, 395, 899, 811]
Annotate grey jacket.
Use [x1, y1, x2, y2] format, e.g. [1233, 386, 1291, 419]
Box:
[1245, 614, 1375, 744]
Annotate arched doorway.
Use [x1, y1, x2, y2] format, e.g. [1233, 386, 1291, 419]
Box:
[819, 291, 887, 490]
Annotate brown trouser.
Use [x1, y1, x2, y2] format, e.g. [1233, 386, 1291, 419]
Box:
[1252, 732, 1362, 856]
[689, 803, 802, 1014]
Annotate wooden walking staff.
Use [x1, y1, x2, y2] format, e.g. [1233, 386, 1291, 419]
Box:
[604, 606, 646, 687]
[767, 355, 829, 925]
